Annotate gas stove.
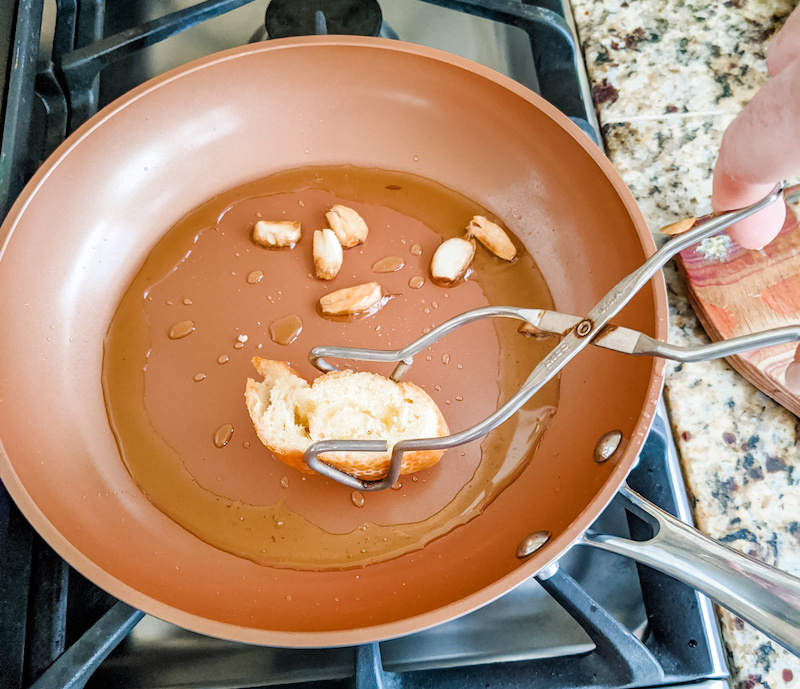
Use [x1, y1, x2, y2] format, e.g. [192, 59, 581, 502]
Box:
[1, 2, 729, 688]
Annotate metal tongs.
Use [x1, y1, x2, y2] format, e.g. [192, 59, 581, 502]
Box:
[306, 182, 800, 491]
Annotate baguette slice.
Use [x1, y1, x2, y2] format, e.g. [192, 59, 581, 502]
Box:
[245, 358, 449, 480]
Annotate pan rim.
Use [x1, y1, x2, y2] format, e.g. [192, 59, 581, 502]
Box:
[0, 35, 667, 647]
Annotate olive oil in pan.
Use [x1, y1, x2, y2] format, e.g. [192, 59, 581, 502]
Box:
[371, 256, 405, 273]
[102, 165, 560, 571]
[269, 314, 303, 346]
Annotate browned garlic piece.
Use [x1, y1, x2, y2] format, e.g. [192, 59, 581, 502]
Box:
[518, 322, 553, 339]
[318, 282, 384, 317]
[325, 205, 369, 248]
[313, 228, 344, 280]
[659, 217, 696, 236]
[466, 215, 517, 261]
[252, 220, 302, 248]
[430, 237, 476, 285]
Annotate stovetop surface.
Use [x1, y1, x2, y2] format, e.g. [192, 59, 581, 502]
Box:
[1, 2, 728, 688]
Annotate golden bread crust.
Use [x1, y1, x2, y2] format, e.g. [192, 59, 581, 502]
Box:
[244, 357, 449, 480]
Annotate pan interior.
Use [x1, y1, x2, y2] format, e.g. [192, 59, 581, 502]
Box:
[101, 163, 561, 571]
[0, 38, 662, 644]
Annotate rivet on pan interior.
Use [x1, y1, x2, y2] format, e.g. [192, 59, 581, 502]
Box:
[594, 430, 623, 463]
[516, 531, 551, 559]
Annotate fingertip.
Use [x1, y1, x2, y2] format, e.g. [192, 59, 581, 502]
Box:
[712, 167, 778, 213]
[711, 151, 743, 212]
[727, 202, 786, 250]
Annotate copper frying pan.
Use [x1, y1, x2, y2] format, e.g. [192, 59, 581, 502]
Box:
[0, 37, 797, 652]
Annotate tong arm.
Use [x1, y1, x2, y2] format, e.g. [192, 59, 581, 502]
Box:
[528, 311, 800, 364]
[311, 305, 547, 381]
[306, 305, 563, 490]
[629, 327, 800, 363]
[305, 182, 794, 490]
[517, 182, 788, 402]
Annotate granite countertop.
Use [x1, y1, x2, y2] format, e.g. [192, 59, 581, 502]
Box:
[568, 0, 800, 685]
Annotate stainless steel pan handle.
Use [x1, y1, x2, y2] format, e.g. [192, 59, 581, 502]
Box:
[580, 484, 800, 656]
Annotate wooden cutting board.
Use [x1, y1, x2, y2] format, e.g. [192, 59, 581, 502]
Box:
[675, 203, 800, 417]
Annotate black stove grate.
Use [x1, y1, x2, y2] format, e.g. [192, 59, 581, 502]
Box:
[1, 2, 726, 688]
[1, 0, 44, 221]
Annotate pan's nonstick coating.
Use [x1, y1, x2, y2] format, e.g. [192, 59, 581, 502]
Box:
[0, 37, 665, 646]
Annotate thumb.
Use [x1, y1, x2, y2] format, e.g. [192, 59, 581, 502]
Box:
[712, 58, 800, 249]
[712, 172, 786, 250]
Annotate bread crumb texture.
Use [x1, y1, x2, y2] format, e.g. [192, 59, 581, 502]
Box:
[245, 358, 449, 480]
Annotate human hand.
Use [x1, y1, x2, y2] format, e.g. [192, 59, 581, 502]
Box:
[711, 9, 800, 392]
[712, 8, 800, 250]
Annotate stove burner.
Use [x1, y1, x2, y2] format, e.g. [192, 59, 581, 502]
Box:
[265, 0, 383, 38]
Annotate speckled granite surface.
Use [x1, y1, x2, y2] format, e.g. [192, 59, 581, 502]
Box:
[569, 0, 800, 685]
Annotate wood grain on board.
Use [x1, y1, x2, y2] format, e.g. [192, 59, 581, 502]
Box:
[675, 204, 800, 417]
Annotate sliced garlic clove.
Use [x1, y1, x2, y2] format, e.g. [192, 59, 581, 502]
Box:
[325, 205, 369, 248]
[252, 220, 302, 248]
[318, 282, 384, 317]
[659, 217, 696, 236]
[466, 215, 517, 261]
[313, 228, 344, 280]
[430, 237, 476, 285]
